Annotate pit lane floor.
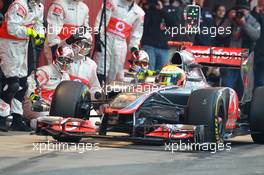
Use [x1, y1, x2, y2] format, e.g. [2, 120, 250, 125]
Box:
[0, 132, 263, 175]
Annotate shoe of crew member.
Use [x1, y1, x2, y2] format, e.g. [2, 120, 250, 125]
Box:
[0, 99, 11, 132]
[10, 113, 31, 132]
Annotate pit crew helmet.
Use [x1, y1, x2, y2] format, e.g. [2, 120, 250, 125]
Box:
[72, 31, 93, 60]
[159, 65, 186, 86]
[131, 50, 150, 72]
[28, 0, 41, 8]
[55, 45, 74, 72]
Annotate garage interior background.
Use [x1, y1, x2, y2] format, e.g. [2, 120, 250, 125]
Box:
[39, 0, 255, 66]
[42, 0, 256, 25]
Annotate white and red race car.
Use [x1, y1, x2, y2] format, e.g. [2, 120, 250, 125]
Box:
[35, 43, 264, 145]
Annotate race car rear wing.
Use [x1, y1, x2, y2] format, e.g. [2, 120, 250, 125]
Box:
[185, 46, 249, 67]
[168, 42, 249, 67]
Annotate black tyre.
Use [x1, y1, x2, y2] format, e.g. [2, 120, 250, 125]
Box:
[50, 81, 91, 119]
[52, 136, 82, 143]
[250, 86, 264, 144]
[186, 88, 229, 144]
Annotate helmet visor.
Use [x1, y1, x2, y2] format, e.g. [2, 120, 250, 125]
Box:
[159, 74, 181, 85]
[56, 56, 73, 71]
[135, 60, 148, 67]
[72, 40, 92, 57]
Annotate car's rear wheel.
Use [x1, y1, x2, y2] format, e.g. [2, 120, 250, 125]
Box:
[50, 81, 91, 119]
[186, 88, 229, 144]
[250, 86, 264, 144]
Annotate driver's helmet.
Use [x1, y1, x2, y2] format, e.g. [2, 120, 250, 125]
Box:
[131, 50, 150, 72]
[159, 65, 186, 86]
[72, 30, 93, 60]
[55, 45, 74, 72]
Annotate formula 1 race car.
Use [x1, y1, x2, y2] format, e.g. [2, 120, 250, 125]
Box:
[98, 44, 264, 144]
[35, 44, 264, 144]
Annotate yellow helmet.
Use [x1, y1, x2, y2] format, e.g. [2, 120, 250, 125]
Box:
[159, 65, 186, 86]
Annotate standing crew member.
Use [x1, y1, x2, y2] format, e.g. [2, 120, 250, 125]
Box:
[45, 0, 89, 63]
[94, 0, 145, 82]
[0, 0, 45, 131]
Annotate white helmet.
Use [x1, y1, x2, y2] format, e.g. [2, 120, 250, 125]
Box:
[55, 45, 74, 72]
[131, 50, 150, 71]
[138, 50, 149, 63]
[72, 29, 93, 60]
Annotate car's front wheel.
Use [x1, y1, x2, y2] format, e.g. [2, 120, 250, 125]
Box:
[250, 86, 264, 144]
[50, 81, 91, 119]
[186, 88, 229, 144]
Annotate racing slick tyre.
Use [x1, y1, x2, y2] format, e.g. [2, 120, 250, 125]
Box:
[50, 81, 91, 119]
[186, 88, 229, 144]
[250, 86, 264, 144]
[52, 136, 82, 143]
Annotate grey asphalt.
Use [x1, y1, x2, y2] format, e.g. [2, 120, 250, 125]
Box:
[0, 132, 263, 175]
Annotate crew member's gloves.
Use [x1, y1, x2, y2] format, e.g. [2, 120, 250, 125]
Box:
[94, 34, 102, 52]
[26, 28, 45, 46]
[66, 33, 85, 45]
[29, 93, 41, 103]
[146, 70, 156, 76]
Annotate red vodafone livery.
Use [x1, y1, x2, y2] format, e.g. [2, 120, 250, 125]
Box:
[106, 17, 132, 39]
[185, 46, 248, 67]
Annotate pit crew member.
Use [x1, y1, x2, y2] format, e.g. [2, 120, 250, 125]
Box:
[94, 0, 145, 82]
[23, 45, 74, 122]
[0, 0, 45, 131]
[66, 31, 102, 100]
[129, 50, 156, 82]
[45, 0, 89, 63]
